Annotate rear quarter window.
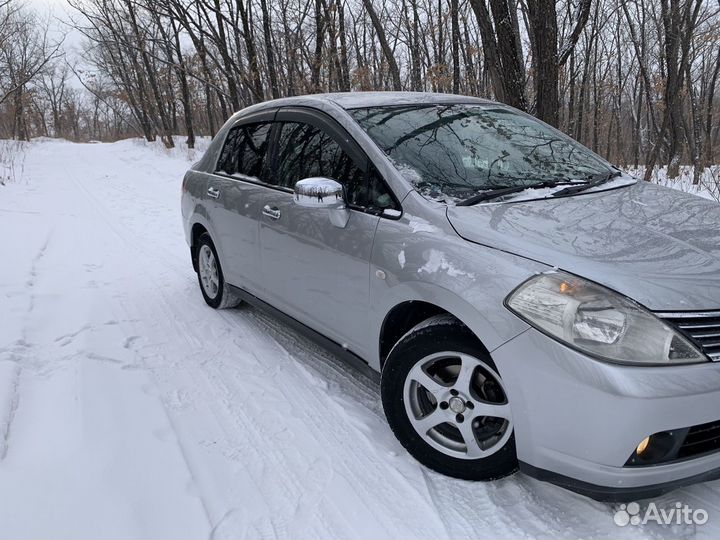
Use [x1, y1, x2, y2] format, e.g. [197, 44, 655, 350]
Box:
[215, 123, 272, 180]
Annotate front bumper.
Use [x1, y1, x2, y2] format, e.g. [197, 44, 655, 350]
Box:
[519, 460, 720, 501]
[493, 327, 720, 500]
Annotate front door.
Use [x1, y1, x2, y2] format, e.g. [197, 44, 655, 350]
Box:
[258, 108, 395, 357]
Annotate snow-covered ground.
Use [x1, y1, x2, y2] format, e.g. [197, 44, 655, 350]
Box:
[1, 138, 720, 539]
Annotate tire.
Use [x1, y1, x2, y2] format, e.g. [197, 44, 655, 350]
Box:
[381, 314, 517, 480]
[195, 233, 241, 309]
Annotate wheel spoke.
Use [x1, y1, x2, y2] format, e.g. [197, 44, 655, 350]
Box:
[407, 362, 447, 399]
[454, 353, 478, 394]
[410, 407, 445, 434]
[472, 401, 512, 422]
[457, 419, 485, 458]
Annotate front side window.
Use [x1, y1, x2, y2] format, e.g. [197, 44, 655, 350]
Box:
[216, 123, 272, 180]
[350, 105, 613, 203]
[274, 121, 394, 210]
[275, 122, 324, 189]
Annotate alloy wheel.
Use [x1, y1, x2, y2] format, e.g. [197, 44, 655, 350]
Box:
[403, 351, 513, 459]
[198, 244, 220, 299]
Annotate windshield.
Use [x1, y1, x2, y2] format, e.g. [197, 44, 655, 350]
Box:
[350, 104, 614, 203]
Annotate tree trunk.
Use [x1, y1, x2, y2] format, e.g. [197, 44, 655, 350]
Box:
[468, 0, 505, 102]
[527, 0, 558, 125]
[488, 0, 527, 109]
[451, 0, 461, 94]
[260, 0, 279, 99]
[361, 0, 402, 90]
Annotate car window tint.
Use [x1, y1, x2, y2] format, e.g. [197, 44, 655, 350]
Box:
[215, 123, 271, 180]
[275, 120, 398, 212]
[216, 127, 240, 175]
[276, 122, 323, 189]
[275, 121, 368, 203]
[237, 123, 271, 179]
[319, 132, 366, 206]
[366, 167, 397, 210]
[320, 139, 396, 210]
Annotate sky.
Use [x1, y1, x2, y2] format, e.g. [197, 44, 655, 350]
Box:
[27, 0, 84, 53]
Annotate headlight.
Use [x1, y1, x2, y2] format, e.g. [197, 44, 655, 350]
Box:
[506, 271, 707, 365]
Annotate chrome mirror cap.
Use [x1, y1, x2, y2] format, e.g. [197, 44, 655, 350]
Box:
[294, 177, 345, 209]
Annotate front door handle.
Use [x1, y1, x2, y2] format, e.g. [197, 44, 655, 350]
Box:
[207, 186, 220, 199]
[262, 205, 281, 220]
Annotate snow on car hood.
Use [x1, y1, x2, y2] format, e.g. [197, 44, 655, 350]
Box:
[446, 181, 720, 311]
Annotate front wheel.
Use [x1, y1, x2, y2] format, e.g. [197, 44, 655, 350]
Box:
[195, 233, 241, 309]
[381, 315, 517, 480]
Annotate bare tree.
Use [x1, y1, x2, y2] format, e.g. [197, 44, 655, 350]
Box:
[0, 0, 716, 187]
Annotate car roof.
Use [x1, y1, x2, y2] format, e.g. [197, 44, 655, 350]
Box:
[238, 92, 495, 115]
[309, 91, 495, 109]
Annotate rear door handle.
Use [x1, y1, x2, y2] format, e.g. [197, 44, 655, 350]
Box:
[207, 187, 220, 199]
[262, 205, 281, 220]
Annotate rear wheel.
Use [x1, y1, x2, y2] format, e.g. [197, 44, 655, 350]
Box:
[381, 315, 517, 480]
[196, 233, 241, 309]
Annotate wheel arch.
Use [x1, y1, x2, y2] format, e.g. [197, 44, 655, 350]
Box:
[378, 300, 492, 370]
[372, 277, 531, 373]
[187, 205, 218, 272]
[190, 222, 209, 271]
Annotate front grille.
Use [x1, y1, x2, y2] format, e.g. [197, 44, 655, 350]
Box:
[678, 420, 720, 460]
[657, 311, 720, 361]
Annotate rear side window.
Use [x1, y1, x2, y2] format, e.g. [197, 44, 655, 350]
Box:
[216, 123, 272, 180]
[216, 128, 240, 174]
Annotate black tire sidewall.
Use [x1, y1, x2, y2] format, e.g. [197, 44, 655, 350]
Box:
[381, 323, 517, 481]
[196, 233, 226, 309]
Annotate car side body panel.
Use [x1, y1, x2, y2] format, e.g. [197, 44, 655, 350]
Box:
[259, 187, 381, 356]
[367, 191, 545, 370]
[181, 169, 209, 243]
[204, 172, 268, 292]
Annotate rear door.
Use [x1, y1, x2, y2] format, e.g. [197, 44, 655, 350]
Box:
[259, 107, 399, 356]
[206, 110, 276, 293]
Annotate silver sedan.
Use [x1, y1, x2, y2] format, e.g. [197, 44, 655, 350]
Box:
[182, 92, 720, 500]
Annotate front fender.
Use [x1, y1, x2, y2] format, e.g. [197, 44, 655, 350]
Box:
[369, 204, 547, 372]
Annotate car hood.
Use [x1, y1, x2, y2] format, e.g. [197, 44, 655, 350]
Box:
[447, 182, 720, 311]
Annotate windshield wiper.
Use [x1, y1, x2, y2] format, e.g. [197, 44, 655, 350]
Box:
[552, 170, 622, 198]
[457, 180, 564, 206]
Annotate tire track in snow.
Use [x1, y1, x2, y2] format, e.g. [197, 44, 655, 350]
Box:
[63, 145, 454, 538]
[0, 233, 52, 461]
[25, 234, 50, 313]
[121, 262, 452, 538]
[0, 362, 20, 461]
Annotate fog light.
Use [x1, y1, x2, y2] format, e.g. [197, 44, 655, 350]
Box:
[637, 436, 651, 455]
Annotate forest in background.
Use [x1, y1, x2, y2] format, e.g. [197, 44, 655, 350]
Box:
[0, 0, 719, 182]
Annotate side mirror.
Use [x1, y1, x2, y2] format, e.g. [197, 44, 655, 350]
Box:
[294, 177, 345, 209]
